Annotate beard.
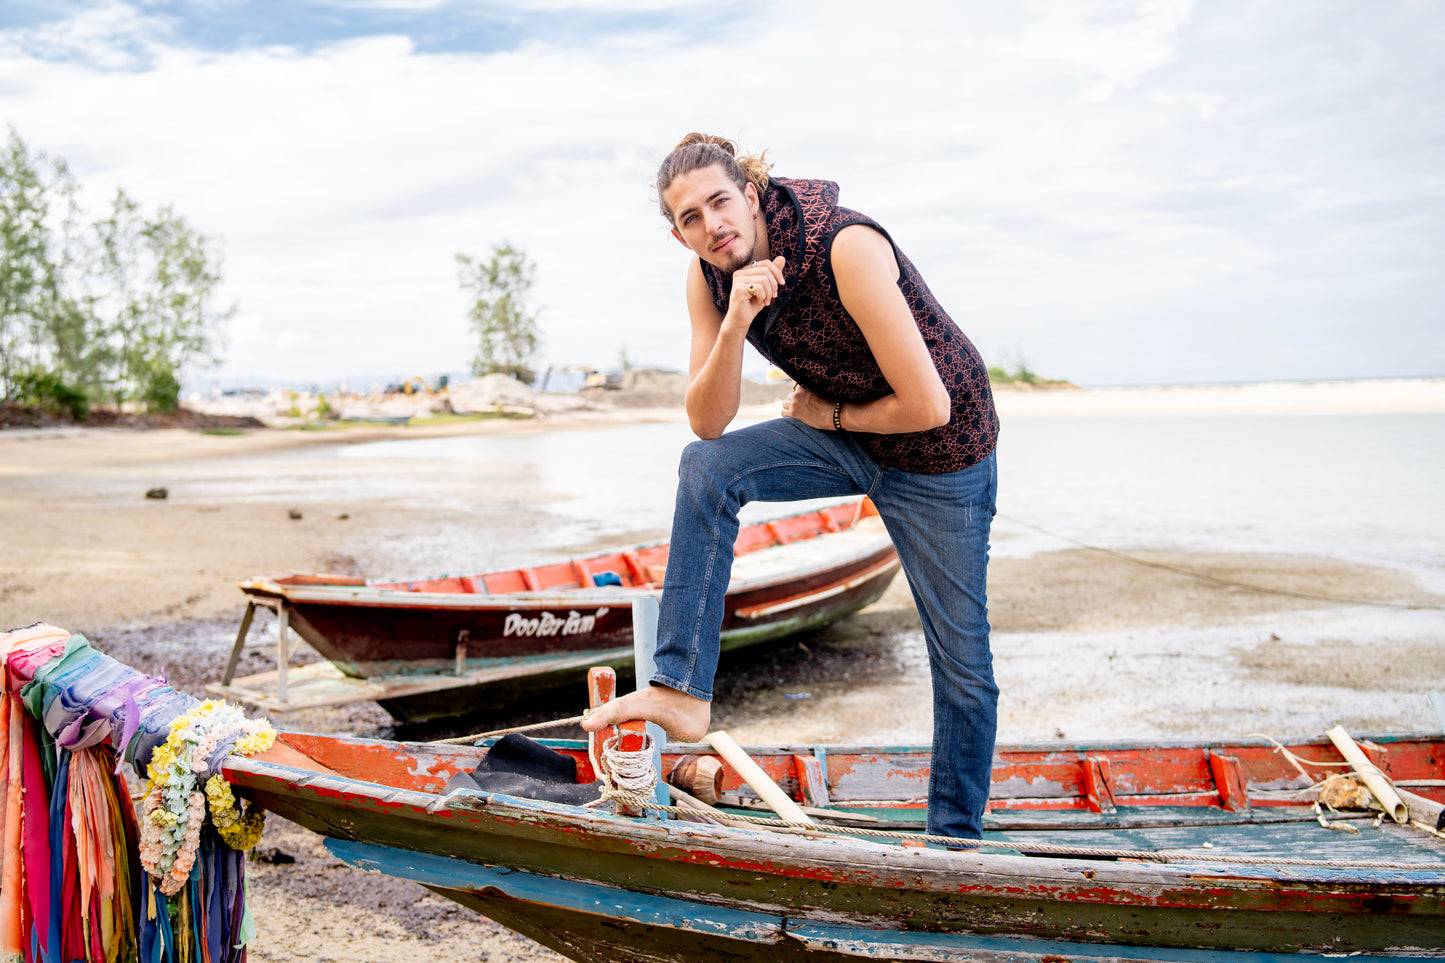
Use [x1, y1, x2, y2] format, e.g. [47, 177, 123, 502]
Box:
[708, 230, 756, 275]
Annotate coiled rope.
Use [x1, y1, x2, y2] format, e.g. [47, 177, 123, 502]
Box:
[585, 731, 662, 812]
[430, 714, 663, 811]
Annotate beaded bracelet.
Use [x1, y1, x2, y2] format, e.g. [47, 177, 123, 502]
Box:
[832, 401, 845, 432]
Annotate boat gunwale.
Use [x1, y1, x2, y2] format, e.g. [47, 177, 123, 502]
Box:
[223, 732, 1445, 894]
[238, 499, 891, 599]
[223, 750, 1273, 891]
[241, 538, 898, 607]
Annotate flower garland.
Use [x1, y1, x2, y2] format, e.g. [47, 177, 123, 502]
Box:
[205, 774, 266, 850]
[140, 700, 276, 895]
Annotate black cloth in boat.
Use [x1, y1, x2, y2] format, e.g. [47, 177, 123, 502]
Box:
[444, 733, 603, 806]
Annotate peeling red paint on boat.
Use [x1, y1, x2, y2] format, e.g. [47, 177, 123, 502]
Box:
[223, 729, 1445, 957]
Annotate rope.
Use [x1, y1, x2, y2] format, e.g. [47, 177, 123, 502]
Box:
[597, 803, 1443, 871]
[584, 733, 661, 812]
[428, 714, 586, 745]
[426, 716, 1443, 870]
[998, 512, 1445, 611]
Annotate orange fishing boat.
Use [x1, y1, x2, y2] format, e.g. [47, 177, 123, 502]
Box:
[213, 499, 899, 721]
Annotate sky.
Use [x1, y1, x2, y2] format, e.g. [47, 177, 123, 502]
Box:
[1, 0, 1441, 390]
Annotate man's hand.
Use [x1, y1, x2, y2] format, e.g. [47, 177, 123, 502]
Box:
[780, 384, 835, 430]
[684, 255, 785, 440]
[725, 256, 786, 330]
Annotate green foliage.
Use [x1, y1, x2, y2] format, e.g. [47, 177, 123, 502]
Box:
[409, 411, 514, 425]
[988, 359, 1070, 387]
[457, 243, 541, 384]
[140, 365, 180, 413]
[89, 190, 231, 407]
[0, 128, 69, 397]
[990, 361, 1040, 385]
[0, 127, 232, 416]
[316, 393, 333, 418]
[10, 368, 89, 420]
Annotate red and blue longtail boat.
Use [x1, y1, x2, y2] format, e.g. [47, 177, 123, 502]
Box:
[224, 716, 1445, 960]
[7, 621, 1445, 960]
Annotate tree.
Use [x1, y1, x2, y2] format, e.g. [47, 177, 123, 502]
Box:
[0, 128, 68, 398]
[132, 202, 231, 410]
[456, 243, 541, 383]
[0, 128, 231, 415]
[86, 189, 230, 410]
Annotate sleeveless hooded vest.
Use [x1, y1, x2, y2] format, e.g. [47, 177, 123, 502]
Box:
[700, 176, 999, 473]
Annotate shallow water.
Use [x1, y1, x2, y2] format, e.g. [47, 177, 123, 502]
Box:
[994, 411, 1445, 590]
[89, 410, 1444, 743]
[329, 411, 1445, 589]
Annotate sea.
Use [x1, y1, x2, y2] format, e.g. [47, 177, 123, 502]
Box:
[43, 397, 1434, 740]
[325, 409, 1445, 594]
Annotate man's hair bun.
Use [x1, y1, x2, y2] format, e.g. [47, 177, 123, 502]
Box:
[656, 133, 772, 222]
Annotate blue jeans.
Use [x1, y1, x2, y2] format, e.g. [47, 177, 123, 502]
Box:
[652, 418, 998, 839]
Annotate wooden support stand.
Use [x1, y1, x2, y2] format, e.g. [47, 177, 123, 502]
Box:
[221, 598, 304, 701]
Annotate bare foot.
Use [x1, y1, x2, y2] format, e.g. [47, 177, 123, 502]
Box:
[582, 684, 711, 743]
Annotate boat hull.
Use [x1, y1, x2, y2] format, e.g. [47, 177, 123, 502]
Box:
[225, 732, 1445, 960]
[331, 840, 1445, 963]
[276, 543, 898, 678]
[235, 501, 901, 721]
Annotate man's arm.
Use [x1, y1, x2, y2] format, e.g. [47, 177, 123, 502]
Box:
[684, 256, 786, 439]
[781, 225, 951, 433]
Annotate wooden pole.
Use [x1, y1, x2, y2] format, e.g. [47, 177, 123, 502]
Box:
[1326, 725, 1407, 824]
[277, 603, 290, 704]
[705, 730, 814, 826]
[631, 597, 668, 811]
[222, 601, 257, 685]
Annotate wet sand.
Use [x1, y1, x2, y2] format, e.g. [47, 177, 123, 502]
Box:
[4, 384, 1444, 962]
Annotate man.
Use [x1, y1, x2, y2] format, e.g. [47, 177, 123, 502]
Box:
[584, 134, 1000, 839]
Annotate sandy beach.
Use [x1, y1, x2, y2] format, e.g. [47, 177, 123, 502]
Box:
[3, 377, 1444, 962]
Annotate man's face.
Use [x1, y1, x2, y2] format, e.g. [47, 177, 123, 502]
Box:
[665, 165, 759, 273]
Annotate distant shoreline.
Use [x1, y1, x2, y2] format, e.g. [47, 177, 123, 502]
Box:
[990, 376, 1445, 417]
[3, 376, 1441, 441]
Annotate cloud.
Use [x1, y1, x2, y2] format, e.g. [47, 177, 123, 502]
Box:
[1018, 0, 1196, 100]
[0, 0, 172, 69]
[2, 0, 1441, 387]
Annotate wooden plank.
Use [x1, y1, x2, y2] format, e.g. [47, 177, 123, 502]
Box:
[793, 753, 831, 808]
[206, 645, 635, 713]
[1209, 750, 1250, 812]
[1081, 756, 1116, 813]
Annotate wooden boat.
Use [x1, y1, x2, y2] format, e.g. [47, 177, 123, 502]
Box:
[227, 726, 1445, 961]
[214, 500, 899, 721]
